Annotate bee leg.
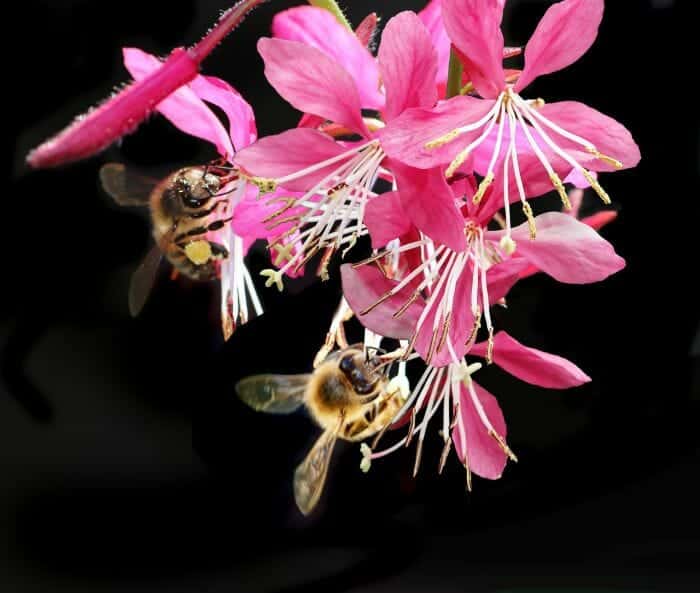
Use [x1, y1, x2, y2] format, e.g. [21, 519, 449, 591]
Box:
[186, 199, 228, 219]
[174, 216, 234, 242]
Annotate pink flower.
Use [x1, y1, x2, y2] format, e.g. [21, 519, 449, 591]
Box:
[234, 10, 441, 289]
[27, 0, 267, 169]
[379, 0, 640, 242]
[341, 172, 624, 368]
[365, 331, 589, 484]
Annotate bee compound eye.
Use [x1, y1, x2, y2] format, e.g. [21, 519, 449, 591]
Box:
[339, 355, 354, 373]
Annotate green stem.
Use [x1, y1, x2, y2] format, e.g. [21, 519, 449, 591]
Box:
[308, 0, 352, 31]
[445, 48, 463, 99]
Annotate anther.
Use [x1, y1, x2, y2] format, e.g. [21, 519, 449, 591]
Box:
[522, 201, 537, 239]
[247, 176, 277, 193]
[393, 290, 421, 319]
[262, 197, 297, 223]
[413, 438, 424, 478]
[582, 170, 612, 204]
[260, 269, 284, 291]
[436, 316, 452, 354]
[486, 328, 495, 365]
[425, 128, 461, 150]
[465, 307, 481, 347]
[438, 438, 452, 474]
[472, 172, 494, 205]
[445, 146, 471, 179]
[586, 147, 623, 169]
[549, 172, 572, 210]
[464, 463, 473, 492]
[341, 233, 358, 258]
[488, 429, 518, 462]
[405, 410, 417, 447]
[317, 245, 335, 281]
[359, 290, 393, 316]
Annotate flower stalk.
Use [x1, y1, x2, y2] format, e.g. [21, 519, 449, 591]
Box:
[445, 48, 463, 99]
[308, 0, 352, 30]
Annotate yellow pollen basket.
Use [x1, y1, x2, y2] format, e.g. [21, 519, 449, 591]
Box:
[184, 240, 212, 265]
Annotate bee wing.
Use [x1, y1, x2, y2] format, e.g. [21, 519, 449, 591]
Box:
[235, 374, 310, 415]
[293, 429, 337, 515]
[100, 163, 157, 207]
[128, 243, 163, 317]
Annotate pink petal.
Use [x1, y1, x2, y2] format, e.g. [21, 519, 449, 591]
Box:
[341, 264, 422, 340]
[418, 0, 451, 86]
[188, 75, 257, 152]
[452, 382, 508, 479]
[379, 96, 496, 169]
[393, 162, 466, 253]
[234, 128, 347, 192]
[354, 13, 379, 48]
[379, 11, 438, 121]
[471, 331, 590, 388]
[122, 48, 234, 158]
[441, 0, 505, 99]
[364, 191, 412, 248]
[537, 101, 641, 172]
[497, 211, 625, 283]
[515, 0, 604, 92]
[486, 257, 530, 302]
[257, 37, 368, 137]
[231, 186, 305, 240]
[271, 6, 383, 111]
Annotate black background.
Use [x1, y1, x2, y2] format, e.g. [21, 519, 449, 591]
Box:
[5, 0, 700, 591]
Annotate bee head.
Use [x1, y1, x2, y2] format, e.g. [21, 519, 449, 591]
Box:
[171, 167, 221, 211]
[338, 351, 382, 397]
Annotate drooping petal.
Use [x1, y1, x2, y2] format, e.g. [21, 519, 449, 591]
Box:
[341, 264, 422, 340]
[123, 47, 233, 158]
[581, 209, 618, 230]
[257, 37, 368, 137]
[364, 191, 412, 248]
[452, 381, 508, 479]
[393, 162, 466, 252]
[418, 0, 451, 86]
[234, 128, 348, 192]
[271, 6, 383, 110]
[537, 101, 641, 172]
[188, 75, 257, 151]
[515, 0, 604, 92]
[379, 96, 497, 169]
[471, 331, 591, 388]
[492, 212, 625, 283]
[486, 257, 530, 302]
[379, 11, 438, 121]
[441, 0, 506, 98]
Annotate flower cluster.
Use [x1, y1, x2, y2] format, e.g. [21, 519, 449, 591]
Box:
[28, 0, 639, 489]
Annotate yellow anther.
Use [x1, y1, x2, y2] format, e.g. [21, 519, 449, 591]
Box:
[586, 147, 623, 169]
[445, 146, 471, 178]
[581, 170, 612, 205]
[260, 269, 284, 292]
[248, 176, 277, 193]
[522, 201, 537, 239]
[486, 327, 495, 365]
[184, 240, 212, 265]
[425, 128, 461, 150]
[531, 97, 545, 109]
[549, 172, 572, 210]
[499, 235, 517, 255]
[359, 443, 372, 473]
[472, 172, 494, 204]
[488, 429, 518, 462]
[459, 82, 475, 95]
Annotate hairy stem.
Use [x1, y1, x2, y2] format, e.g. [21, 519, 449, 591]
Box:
[309, 0, 352, 30]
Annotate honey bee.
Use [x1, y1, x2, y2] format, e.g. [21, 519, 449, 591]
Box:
[100, 162, 238, 316]
[236, 345, 406, 515]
